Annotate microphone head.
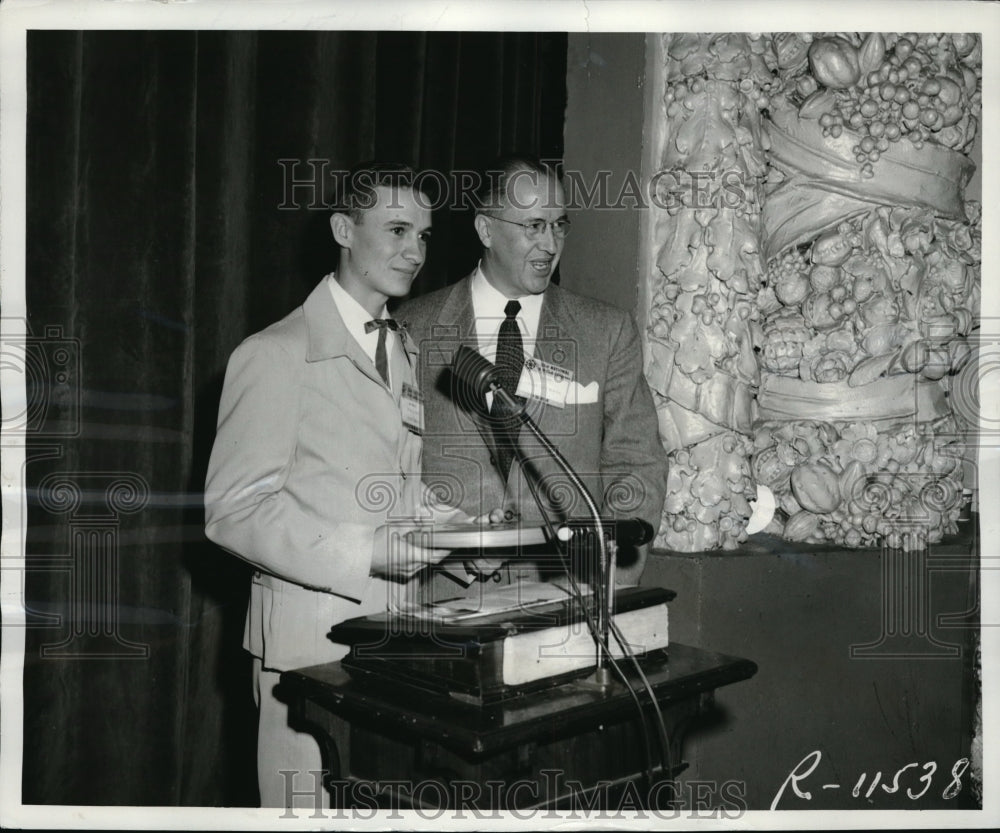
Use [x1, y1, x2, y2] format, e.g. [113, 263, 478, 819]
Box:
[628, 518, 655, 546]
[452, 344, 499, 401]
[556, 518, 655, 546]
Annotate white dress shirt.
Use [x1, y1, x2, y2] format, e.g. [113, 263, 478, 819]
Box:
[470, 265, 544, 408]
[469, 264, 544, 360]
[325, 272, 394, 388]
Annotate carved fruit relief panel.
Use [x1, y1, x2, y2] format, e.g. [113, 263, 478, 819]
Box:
[645, 32, 980, 552]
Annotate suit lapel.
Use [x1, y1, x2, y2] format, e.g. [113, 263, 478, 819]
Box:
[424, 274, 476, 340]
[426, 275, 491, 423]
[389, 331, 411, 403]
[302, 280, 386, 389]
[398, 322, 420, 373]
[305, 277, 420, 403]
[533, 284, 567, 365]
[528, 285, 578, 437]
[420, 275, 507, 478]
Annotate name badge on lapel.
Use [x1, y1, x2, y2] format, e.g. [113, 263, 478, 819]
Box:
[515, 357, 573, 408]
[400, 382, 424, 434]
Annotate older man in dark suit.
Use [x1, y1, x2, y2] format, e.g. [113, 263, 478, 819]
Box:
[399, 154, 668, 589]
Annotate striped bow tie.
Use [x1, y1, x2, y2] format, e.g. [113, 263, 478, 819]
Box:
[364, 318, 401, 334]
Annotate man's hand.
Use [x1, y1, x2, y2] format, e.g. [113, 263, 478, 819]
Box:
[371, 525, 451, 581]
[471, 508, 509, 525]
[462, 556, 507, 580]
[464, 507, 510, 579]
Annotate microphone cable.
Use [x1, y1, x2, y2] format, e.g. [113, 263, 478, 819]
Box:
[514, 447, 661, 794]
[608, 615, 675, 788]
[454, 347, 665, 792]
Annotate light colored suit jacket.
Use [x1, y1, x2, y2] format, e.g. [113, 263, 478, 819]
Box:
[398, 275, 669, 582]
[205, 280, 428, 671]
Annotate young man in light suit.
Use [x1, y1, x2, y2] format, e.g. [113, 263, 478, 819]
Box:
[398, 155, 669, 591]
[205, 164, 465, 808]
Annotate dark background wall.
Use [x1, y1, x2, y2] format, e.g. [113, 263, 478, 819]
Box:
[642, 532, 979, 810]
[560, 33, 647, 313]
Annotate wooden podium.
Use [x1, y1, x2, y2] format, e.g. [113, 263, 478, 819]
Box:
[279, 642, 757, 810]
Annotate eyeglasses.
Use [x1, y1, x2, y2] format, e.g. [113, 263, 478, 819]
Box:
[488, 215, 571, 240]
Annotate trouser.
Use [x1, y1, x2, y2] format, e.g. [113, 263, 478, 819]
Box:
[252, 657, 348, 810]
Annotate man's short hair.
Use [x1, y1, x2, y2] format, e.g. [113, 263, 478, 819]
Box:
[336, 161, 429, 221]
[474, 153, 562, 214]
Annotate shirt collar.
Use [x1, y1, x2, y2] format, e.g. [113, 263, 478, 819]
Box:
[327, 272, 387, 323]
[325, 273, 390, 364]
[470, 263, 544, 321]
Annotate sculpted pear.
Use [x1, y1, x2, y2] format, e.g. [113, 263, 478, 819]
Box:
[808, 37, 861, 89]
[790, 462, 842, 514]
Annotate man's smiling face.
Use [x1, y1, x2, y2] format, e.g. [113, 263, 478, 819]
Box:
[332, 184, 431, 314]
[477, 170, 566, 298]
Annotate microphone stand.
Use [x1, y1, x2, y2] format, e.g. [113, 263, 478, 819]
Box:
[490, 385, 615, 687]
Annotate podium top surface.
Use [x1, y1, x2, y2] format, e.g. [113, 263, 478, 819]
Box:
[328, 583, 675, 646]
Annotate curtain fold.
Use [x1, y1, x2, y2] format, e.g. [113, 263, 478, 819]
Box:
[23, 29, 566, 806]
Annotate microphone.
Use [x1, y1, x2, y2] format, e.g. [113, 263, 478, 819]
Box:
[557, 518, 654, 547]
[452, 344, 503, 401]
[450, 342, 616, 685]
[610, 518, 655, 546]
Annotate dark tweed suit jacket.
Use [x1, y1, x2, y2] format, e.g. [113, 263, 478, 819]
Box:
[398, 274, 668, 584]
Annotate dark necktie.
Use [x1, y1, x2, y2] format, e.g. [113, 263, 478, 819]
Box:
[491, 300, 523, 481]
[364, 318, 400, 388]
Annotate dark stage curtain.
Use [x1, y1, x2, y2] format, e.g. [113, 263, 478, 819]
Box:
[22, 29, 566, 806]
